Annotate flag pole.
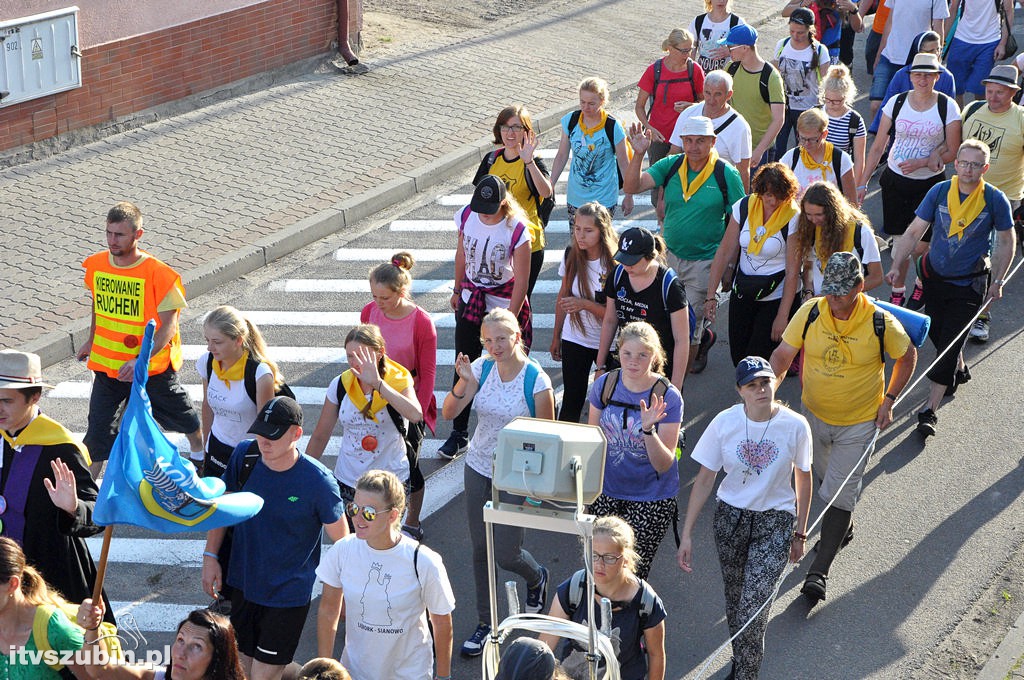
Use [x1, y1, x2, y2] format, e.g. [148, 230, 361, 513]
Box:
[91, 525, 114, 604]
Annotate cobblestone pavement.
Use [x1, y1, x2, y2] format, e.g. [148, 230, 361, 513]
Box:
[0, 0, 782, 363]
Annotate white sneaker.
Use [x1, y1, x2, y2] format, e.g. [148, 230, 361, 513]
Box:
[969, 318, 990, 343]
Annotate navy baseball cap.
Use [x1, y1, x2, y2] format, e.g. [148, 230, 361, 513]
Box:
[736, 356, 775, 386]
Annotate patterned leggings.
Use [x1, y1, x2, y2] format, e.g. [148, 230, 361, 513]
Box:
[713, 501, 793, 680]
[587, 494, 677, 581]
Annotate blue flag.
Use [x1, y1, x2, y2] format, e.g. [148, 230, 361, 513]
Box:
[94, 320, 264, 532]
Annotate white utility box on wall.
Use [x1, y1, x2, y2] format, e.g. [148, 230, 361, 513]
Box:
[0, 6, 82, 107]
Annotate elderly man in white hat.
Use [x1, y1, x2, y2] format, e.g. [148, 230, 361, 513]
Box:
[0, 350, 110, 617]
[960, 64, 1024, 342]
[625, 115, 746, 374]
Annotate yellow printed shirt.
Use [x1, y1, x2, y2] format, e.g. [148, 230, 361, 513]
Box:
[490, 154, 544, 252]
[782, 296, 911, 426]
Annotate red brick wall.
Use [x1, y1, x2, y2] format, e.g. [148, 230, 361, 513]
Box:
[0, 0, 339, 152]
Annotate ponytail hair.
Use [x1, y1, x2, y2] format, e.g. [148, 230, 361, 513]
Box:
[0, 537, 67, 608]
[203, 306, 285, 392]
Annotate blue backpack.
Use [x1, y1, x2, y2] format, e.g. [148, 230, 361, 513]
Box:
[478, 357, 543, 417]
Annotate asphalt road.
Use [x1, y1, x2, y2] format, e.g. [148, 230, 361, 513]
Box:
[36, 85, 1024, 679]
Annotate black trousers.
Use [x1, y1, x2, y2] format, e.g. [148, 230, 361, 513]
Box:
[923, 277, 984, 386]
[556, 339, 598, 423]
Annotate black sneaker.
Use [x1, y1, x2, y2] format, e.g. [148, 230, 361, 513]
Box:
[525, 566, 549, 613]
[917, 409, 938, 437]
[905, 282, 925, 311]
[437, 430, 468, 459]
[690, 328, 717, 374]
[460, 622, 491, 657]
[945, 365, 972, 397]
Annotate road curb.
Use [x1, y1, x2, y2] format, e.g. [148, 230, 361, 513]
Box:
[978, 607, 1024, 680]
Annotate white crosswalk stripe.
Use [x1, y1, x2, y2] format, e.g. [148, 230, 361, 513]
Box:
[388, 219, 658, 233]
[268, 278, 563, 294]
[438, 193, 652, 206]
[181, 346, 560, 367]
[234, 311, 556, 328]
[332, 248, 572, 264]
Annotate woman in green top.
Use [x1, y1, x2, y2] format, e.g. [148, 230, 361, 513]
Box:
[0, 537, 87, 679]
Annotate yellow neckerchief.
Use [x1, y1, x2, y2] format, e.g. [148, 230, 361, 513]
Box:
[815, 294, 874, 365]
[678, 149, 720, 202]
[746, 194, 799, 255]
[947, 176, 986, 241]
[578, 110, 608, 139]
[2, 410, 91, 464]
[340, 357, 413, 423]
[814, 220, 857, 272]
[800, 141, 835, 182]
[212, 350, 248, 389]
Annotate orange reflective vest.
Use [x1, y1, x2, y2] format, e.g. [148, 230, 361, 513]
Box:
[83, 251, 185, 377]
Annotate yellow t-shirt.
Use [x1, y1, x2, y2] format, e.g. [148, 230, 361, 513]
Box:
[490, 154, 544, 252]
[962, 104, 1024, 201]
[782, 296, 911, 426]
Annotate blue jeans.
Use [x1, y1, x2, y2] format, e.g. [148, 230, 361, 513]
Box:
[870, 55, 903, 101]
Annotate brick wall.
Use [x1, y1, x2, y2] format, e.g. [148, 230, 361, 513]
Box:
[0, 0, 341, 152]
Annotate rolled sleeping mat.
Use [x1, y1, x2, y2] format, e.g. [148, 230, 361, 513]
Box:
[868, 297, 931, 347]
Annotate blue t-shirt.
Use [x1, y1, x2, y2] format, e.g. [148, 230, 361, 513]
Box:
[916, 180, 1012, 285]
[587, 373, 682, 501]
[223, 446, 346, 607]
[561, 111, 626, 209]
[554, 573, 666, 680]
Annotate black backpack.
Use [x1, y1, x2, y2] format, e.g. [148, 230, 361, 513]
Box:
[726, 61, 778, 105]
[659, 155, 731, 210]
[568, 110, 626, 188]
[694, 12, 741, 48]
[649, 58, 696, 114]
[335, 377, 417, 466]
[889, 92, 951, 144]
[474, 150, 555, 227]
[801, 302, 886, 363]
[788, 145, 847, 194]
[203, 354, 295, 403]
[844, 110, 863, 154]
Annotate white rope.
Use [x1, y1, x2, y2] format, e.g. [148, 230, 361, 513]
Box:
[688, 253, 1022, 679]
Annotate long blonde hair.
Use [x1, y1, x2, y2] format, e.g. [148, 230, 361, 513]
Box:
[203, 305, 284, 391]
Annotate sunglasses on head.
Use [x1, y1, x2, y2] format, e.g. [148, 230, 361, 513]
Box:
[345, 501, 393, 522]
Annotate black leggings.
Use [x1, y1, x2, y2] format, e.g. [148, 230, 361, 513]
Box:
[527, 249, 545, 301]
[451, 311, 484, 433]
[728, 293, 783, 366]
[556, 340, 598, 423]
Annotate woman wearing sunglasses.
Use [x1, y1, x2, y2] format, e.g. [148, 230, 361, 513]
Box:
[539, 516, 667, 680]
[442, 307, 555, 658]
[306, 325, 423, 505]
[678, 356, 812, 680]
[316, 470, 455, 680]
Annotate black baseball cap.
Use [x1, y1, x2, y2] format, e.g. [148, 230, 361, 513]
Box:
[471, 175, 507, 215]
[247, 396, 303, 440]
[613, 227, 656, 266]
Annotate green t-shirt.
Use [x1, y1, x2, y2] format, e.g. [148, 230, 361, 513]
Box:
[647, 154, 746, 261]
[0, 607, 85, 679]
[728, 63, 786, 149]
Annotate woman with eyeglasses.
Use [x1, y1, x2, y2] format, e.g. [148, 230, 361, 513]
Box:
[306, 324, 423, 506]
[473, 105, 554, 298]
[821, 64, 866, 190]
[634, 29, 705, 223]
[315, 469, 455, 680]
[778, 108, 858, 205]
[678, 356, 812, 680]
[442, 307, 555, 658]
[539, 516, 667, 680]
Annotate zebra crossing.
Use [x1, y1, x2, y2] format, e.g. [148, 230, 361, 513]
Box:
[39, 135, 659, 642]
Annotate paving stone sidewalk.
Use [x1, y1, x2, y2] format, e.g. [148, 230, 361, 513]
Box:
[1, 0, 781, 364]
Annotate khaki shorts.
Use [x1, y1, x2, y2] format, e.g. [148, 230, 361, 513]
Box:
[666, 253, 713, 338]
[804, 409, 877, 513]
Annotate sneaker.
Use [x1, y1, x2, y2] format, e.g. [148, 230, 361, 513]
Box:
[801, 572, 828, 603]
[461, 622, 491, 657]
[889, 290, 906, 307]
[945, 365, 972, 397]
[208, 594, 232, 616]
[917, 409, 938, 437]
[525, 566, 549, 614]
[969, 317, 990, 343]
[437, 430, 468, 460]
[689, 328, 717, 374]
[905, 283, 925, 311]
